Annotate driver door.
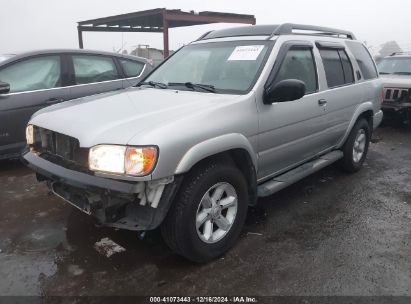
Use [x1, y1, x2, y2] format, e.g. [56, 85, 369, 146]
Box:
[67, 54, 123, 100]
[257, 42, 329, 180]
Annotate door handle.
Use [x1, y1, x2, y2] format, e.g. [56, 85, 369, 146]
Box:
[45, 97, 64, 105]
[318, 99, 327, 106]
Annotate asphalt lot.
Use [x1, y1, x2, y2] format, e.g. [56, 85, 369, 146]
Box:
[0, 124, 410, 297]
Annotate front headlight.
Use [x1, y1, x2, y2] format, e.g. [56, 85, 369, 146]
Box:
[26, 124, 34, 145]
[89, 145, 157, 176]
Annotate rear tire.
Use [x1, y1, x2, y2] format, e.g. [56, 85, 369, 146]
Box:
[340, 118, 371, 173]
[161, 160, 248, 263]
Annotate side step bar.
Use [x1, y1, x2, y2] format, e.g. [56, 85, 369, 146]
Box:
[257, 150, 343, 197]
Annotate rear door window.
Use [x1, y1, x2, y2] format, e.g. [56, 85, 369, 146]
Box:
[0, 56, 61, 93]
[339, 50, 354, 84]
[319, 49, 345, 88]
[119, 59, 145, 78]
[346, 41, 378, 80]
[319, 49, 354, 88]
[72, 55, 119, 85]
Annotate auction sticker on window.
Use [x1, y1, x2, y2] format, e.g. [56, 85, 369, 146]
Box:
[227, 45, 265, 61]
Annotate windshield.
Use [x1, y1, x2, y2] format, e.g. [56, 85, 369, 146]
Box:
[378, 57, 411, 75]
[144, 41, 272, 93]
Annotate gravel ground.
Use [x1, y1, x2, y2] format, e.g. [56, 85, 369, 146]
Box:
[0, 125, 410, 298]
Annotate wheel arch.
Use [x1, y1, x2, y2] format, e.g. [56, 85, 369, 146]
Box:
[337, 102, 374, 148]
[175, 134, 258, 206]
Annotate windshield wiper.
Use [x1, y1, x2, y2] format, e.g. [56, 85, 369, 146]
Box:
[379, 72, 391, 75]
[137, 81, 168, 89]
[393, 72, 411, 75]
[168, 82, 216, 93]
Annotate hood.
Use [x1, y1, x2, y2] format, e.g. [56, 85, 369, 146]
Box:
[30, 87, 240, 147]
[380, 74, 411, 88]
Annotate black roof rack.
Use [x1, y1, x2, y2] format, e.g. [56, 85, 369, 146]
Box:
[199, 23, 356, 41]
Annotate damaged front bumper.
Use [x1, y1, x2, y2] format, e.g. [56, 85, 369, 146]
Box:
[22, 151, 182, 231]
[382, 101, 411, 111]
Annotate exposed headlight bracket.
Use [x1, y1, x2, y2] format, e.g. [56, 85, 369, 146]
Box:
[138, 176, 174, 208]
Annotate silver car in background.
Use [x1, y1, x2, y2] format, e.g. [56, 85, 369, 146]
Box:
[0, 49, 152, 159]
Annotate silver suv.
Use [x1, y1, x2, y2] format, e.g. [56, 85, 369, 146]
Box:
[23, 24, 383, 262]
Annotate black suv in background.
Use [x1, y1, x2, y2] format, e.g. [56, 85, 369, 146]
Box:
[0, 49, 152, 160]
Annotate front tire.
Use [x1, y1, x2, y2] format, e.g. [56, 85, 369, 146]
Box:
[340, 118, 371, 173]
[161, 160, 248, 263]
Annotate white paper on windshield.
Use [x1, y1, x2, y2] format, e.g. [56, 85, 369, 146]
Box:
[227, 45, 265, 61]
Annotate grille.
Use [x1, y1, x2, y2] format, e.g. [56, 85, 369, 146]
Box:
[383, 88, 411, 102]
[31, 126, 89, 169]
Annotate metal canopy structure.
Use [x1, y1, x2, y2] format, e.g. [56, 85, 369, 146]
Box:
[77, 8, 256, 58]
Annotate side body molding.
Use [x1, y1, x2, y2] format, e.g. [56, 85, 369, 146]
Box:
[174, 133, 257, 174]
[336, 101, 374, 148]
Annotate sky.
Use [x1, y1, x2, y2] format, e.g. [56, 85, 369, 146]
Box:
[1, 0, 411, 55]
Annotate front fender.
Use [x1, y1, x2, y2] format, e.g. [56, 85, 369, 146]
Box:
[174, 133, 257, 174]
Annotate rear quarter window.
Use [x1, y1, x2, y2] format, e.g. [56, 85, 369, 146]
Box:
[346, 41, 378, 80]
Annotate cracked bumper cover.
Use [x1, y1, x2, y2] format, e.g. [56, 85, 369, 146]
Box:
[22, 151, 183, 231]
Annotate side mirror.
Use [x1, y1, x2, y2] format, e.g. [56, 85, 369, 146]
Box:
[0, 81, 10, 95]
[264, 79, 306, 104]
